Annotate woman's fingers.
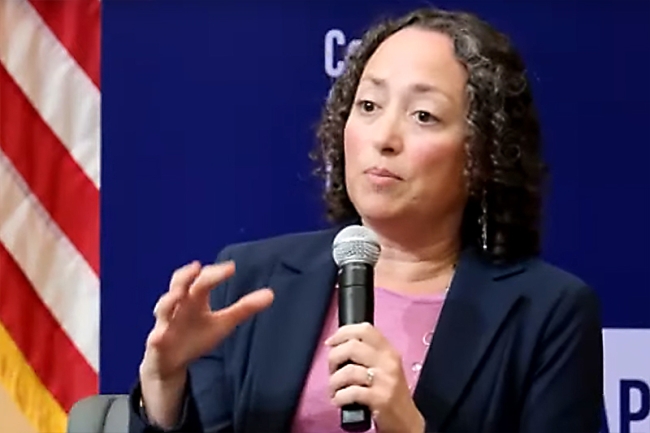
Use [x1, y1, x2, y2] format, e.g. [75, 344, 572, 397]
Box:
[168, 261, 202, 295]
[327, 338, 376, 374]
[188, 261, 236, 300]
[213, 288, 274, 333]
[153, 260, 235, 326]
[153, 290, 185, 324]
[328, 363, 373, 398]
[149, 261, 273, 368]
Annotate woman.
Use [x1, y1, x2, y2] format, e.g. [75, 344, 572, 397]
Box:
[128, 6, 603, 433]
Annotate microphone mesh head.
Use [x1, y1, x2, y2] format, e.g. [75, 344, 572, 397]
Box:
[332, 225, 381, 267]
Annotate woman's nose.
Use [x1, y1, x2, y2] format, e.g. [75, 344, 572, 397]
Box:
[371, 112, 404, 155]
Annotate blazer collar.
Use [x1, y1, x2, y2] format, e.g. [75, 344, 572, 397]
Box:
[413, 247, 526, 431]
[237, 226, 340, 432]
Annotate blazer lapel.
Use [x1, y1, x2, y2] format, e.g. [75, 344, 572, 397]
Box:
[239, 228, 339, 433]
[413, 248, 526, 431]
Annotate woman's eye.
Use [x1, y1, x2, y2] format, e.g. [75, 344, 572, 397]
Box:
[415, 110, 437, 124]
[359, 100, 376, 112]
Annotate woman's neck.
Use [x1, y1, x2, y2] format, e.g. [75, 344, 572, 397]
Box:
[362, 217, 461, 293]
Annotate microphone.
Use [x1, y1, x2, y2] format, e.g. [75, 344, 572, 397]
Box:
[332, 225, 381, 432]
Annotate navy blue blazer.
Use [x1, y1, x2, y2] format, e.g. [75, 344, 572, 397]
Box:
[128, 226, 604, 433]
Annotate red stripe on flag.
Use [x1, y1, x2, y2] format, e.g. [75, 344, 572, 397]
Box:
[0, 242, 97, 412]
[0, 64, 100, 275]
[27, 0, 101, 89]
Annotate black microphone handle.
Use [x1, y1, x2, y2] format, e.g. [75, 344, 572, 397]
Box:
[337, 262, 374, 432]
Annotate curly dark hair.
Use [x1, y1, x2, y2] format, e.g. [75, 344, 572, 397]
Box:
[310, 7, 547, 263]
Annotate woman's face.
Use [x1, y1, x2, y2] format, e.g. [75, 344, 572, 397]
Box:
[343, 27, 469, 227]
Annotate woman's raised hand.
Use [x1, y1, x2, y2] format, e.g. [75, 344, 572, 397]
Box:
[141, 260, 273, 380]
[138, 260, 274, 429]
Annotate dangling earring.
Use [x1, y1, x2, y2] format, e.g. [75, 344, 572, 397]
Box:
[480, 190, 488, 251]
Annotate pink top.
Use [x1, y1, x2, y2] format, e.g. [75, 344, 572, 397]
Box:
[290, 287, 447, 432]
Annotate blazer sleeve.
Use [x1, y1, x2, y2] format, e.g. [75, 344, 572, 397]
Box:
[520, 283, 604, 433]
[128, 246, 237, 433]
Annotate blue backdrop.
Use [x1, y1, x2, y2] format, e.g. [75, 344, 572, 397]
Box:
[100, 0, 650, 430]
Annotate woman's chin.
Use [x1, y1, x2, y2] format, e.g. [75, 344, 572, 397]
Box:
[355, 202, 404, 224]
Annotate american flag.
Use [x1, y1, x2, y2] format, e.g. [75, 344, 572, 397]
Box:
[0, 0, 100, 431]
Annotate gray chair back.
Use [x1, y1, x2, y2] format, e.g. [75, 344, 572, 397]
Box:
[67, 394, 129, 433]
